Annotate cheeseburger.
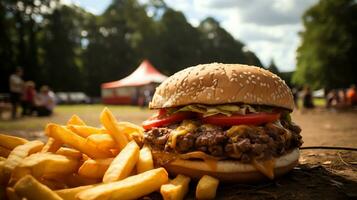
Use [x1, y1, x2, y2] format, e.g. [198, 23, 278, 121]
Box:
[143, 63, 303, 182]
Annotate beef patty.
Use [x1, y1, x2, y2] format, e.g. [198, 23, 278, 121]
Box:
[144, 120, 302, 163]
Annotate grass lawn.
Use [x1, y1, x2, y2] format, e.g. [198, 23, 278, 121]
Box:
[0, 104, 154, 133]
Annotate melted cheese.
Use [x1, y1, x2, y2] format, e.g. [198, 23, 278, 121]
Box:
[252, 159, 276, 179]
[168, 120, 197, 149]
[169, 130, 188, 149]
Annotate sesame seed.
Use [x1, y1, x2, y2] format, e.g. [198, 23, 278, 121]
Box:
[246, 80, 249, 84]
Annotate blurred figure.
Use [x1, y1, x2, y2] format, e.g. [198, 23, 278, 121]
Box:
[326, 89, 339, 108]
[34, 85, 56, 116]
[292, 87, 299, 109]
[302, 86, 314, 109]
[21, 81, 36, 116]
[338, 89, 347, 107]
[9, 67, 24, 119]
[346, 84, 357, 106]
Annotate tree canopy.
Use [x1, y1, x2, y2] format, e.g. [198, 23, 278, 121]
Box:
[293, 0, 357, 89]
[0, 0, 264, 96]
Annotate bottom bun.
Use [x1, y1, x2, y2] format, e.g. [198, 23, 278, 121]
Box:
[164, 148, 299, 182]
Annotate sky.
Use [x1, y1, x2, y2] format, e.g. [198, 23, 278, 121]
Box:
[72, 0, 318, 72]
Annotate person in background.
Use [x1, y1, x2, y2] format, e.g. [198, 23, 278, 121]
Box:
[337, 89, 347, 108]
[9, 67, 24, 119]
[326, 89, 338, 108]
[302, 85, 314, 109]
[291, 87, 299, 109]
[347, 84, 357, 106]
[34, 85, 56, 116]
[21, 81, 36, 116]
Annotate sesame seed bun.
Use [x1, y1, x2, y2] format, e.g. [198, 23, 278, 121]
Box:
[161, 148, 299, 182]
[150, 63, 294, 110]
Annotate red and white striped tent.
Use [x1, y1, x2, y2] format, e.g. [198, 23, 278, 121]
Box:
[101, 60, 167, 104]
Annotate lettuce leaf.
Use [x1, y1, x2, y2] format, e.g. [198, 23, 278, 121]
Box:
[173, 104, 259, 117]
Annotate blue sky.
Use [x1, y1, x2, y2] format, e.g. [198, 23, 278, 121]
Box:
[72, 0, 318, 72]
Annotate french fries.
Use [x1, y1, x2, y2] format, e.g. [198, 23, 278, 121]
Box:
[67, 114, 86, 126]
[68, 125, 106, 138]
[41, 137, 62, 153]
[0, 107, 210, 200]
[14, 175, 63, 200]
[2, 140, 44, 183]
[0, 145, 11, 158]
[56, 147, 82, 159]
[160, 174, 191, 200]
[10, 152, 79, 183]
[195, 175, 219, 200]
[86, 134, 116, 152]
[100, 107, 129, 150]
[79, 158, 114, 179]
[55, 184, 95, 200]
[136, 144, 154, 173]
[116, 121, 144, 139]
[103, 141, 139, 183]
[45, 123, 112, 159]
[77, 168, 169, 200]
[0, 133, 28, 150]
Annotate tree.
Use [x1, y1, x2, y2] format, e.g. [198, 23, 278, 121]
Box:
[42, 5, 89, 91]
[267, 59, 279, 75]
[293, 0, 357, 89]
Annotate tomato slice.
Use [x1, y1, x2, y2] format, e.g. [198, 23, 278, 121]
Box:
[142, 111, 195, 130]
[201, 113, 280, 126]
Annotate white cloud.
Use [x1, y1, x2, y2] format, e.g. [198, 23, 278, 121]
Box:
[165, 0, 318, 72]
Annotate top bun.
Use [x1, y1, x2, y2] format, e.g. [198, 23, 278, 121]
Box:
[150, 63, 294, 110]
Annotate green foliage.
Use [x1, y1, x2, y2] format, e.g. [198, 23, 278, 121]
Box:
[293, 0, 357, 89]
[0, 0, 263, 96]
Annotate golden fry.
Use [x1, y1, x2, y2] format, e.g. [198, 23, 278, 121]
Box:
[67, 114, 86, 126]
[116, 121, 144, 139]
[45, 123, 112, 159]
[68, 125, 106, 138]
[55, 184, 95, 200]
[103, 141, 139, 183]
[2, 140, 44, 184]
[100, 107, 129, 150]
[136, 144, 154, 174]
[14, 175, 62, 200]
[77, 168, 169, 200]
[41, 137, 62, 153]
[0, 145, 11, 158]
[160, 174, 190, 200]
[86, 134, 116, 152]
[0, 133, 28, 150]
[11, 152, 79, 184]
[78, 158, 114, 179]
[195, 175, 219, 200]
[56, 147, 82, 159]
